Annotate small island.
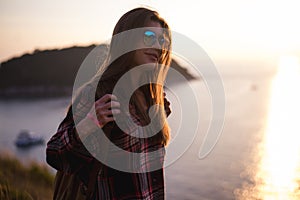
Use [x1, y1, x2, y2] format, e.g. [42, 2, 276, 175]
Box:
[0, 44, 197, 98]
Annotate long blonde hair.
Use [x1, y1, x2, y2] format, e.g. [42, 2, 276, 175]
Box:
[79, 8, 172, 145]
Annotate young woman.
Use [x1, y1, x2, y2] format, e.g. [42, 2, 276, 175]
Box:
[46, 7, 172, 200]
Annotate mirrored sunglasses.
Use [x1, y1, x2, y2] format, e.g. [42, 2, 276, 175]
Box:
[143, 30, 168, 47]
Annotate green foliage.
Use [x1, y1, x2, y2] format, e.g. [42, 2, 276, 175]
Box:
[0, 183, 34, 200]
[0, 154, 54, 200]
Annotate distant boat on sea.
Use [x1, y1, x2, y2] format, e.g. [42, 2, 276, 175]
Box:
[14, 130, 44, 148]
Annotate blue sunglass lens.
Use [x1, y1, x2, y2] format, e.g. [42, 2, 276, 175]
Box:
[144, 31, 156, 46]
[158, 36, 165, 46]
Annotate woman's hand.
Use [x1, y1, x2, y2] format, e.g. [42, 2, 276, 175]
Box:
[163, 92, 171, 117]
[86, 94, 121, 128]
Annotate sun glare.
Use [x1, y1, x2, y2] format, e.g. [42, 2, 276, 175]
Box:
[278, 56, 300, 77]
[256, 55, 300, 199]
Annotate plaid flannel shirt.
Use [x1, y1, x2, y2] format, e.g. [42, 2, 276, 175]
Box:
[47, 84, 167, 200]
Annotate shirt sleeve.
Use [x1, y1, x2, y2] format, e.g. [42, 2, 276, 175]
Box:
[46, 85, 101, 176]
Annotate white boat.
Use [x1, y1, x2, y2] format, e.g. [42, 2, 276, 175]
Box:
[15, 130, 44, 147]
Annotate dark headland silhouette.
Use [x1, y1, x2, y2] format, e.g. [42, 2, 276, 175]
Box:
[0, 44, 197, 98]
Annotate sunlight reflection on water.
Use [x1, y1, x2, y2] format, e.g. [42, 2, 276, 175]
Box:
[235, 55, 300, 199]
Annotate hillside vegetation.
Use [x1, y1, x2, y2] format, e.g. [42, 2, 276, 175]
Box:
[0, 154, 54, 200]
[0, 44, 196, 98]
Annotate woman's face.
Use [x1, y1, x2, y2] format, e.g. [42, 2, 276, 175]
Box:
[133, 21, 166, 67]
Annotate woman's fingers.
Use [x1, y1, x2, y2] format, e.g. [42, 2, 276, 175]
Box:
[98, 115, 115, 127]
[96, 95, 121, 125]
[102, 100, 120, 110]
[94, 108, 119, 128]
[95, 94, 120, 113]
[102, 108, 121, 116]
[95, 101, 120, 116]
[163, 93, 171, 117]
[164, 98, 170, 106]
[87, 94, 121, 128]
[95, 94, 118, 105]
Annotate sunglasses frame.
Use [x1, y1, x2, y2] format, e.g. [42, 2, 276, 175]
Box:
[143, 30, 169, 48]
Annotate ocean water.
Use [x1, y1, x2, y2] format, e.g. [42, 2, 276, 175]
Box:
[0, 97, 70, 165]
[1, 66, 300, 199]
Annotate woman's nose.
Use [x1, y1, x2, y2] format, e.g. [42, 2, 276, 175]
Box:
[152, 39, 161, 49]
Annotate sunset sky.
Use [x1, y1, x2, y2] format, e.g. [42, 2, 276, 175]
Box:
[1, 0, 299, 70]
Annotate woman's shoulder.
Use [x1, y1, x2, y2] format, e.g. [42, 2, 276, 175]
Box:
[71, 84, 96, 119]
